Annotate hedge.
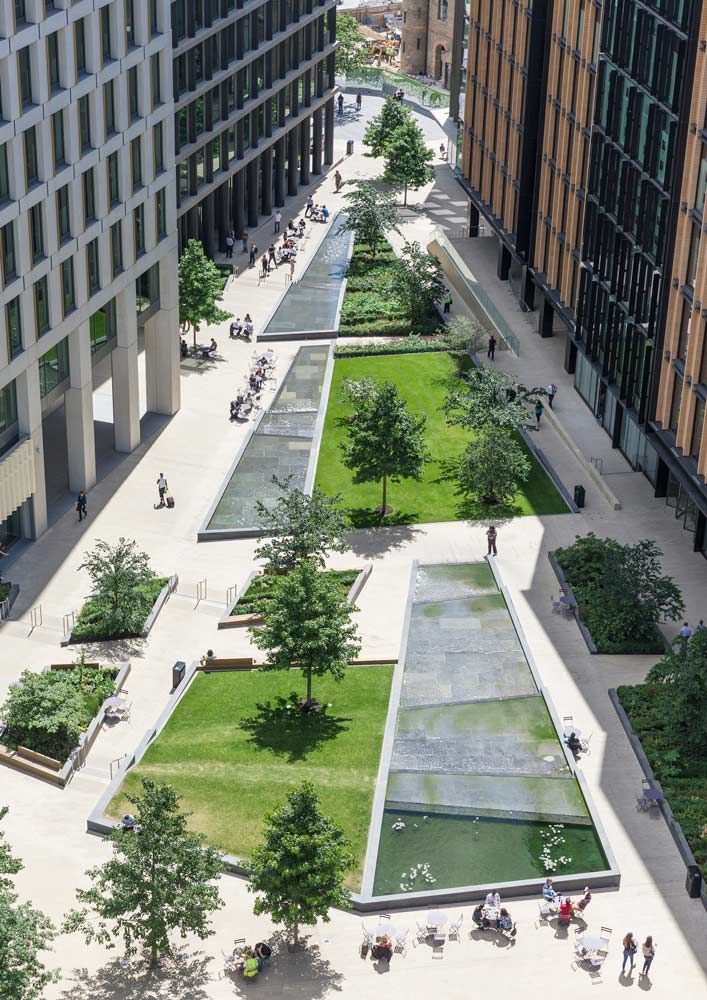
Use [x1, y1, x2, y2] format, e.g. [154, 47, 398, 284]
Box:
[72, 576, 168, 642]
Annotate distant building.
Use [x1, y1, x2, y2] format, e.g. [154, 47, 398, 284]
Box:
[399, 0, 466, 118]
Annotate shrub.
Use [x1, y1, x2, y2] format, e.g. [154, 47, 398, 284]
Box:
[233, 569, 358, 616]
[458, 427, 531, 505]
[335, 338, 449, 358]
[72, 577, 167, 642]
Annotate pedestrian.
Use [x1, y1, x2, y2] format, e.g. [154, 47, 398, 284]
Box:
[534, 399, 544, 427]
[225, 232, 234, 258]
[268, 244, 277, 268]
[305, 195, 314, 217]
[334, 170, 342, 192]
[443, 289, 452, 314]
[321, 205, 330, 222]
[249, 242, 258, 267]
[547, 382, 558, 408]
[273, 210, 281, 234]
[696, 619, 706, 632]
[486, 524, 497, 557]
[356, 91, 362, 110]
[156, 473, 168, 507]
[679, 621, 693, 638]
[439, 142, 446, 160]
[76, 490, 87, 522]
[289, 257, 295, 279]
[337, 93, 344, 115]
[621, 932, 637, 975]
[260, 254, 269, 278]
[641, 936, 656, 977]
[487, 334, 497, 360]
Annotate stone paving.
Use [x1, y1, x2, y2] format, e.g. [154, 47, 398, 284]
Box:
[0, 96, 706, 998]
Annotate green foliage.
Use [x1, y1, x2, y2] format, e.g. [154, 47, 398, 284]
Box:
[458, 427, 531, 505]
[383, 117, 435, 204]
[64, 779, 224, 966]
[391, 241, 446, 330]
[72, 577, 166, 642]
[443, 315, 488, 357]
[233, 569, 358, 616]
[0, 808, 58, 1000]
[248, 782, 354, 945]
[363, 97, 412, 157]
[0, 581, 10, 603]
[556, 533, 684, 653]
[75, 538, 161, 640]
[339, 183, 399, 254]
[255, 478, 347, 573]
[335, 337, 450, 358]
[340, 377, 430, 513]
[335, 13, 367, 76]
[0, 667, 116, 762]
[445, 365, 546, 432]
[250, 559, 361, 702]
[647, 630, 707, 755]
[178, 238, 232, 343]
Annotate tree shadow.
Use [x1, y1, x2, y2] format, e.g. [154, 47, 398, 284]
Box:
[71, 637, 146, 662]
[345, 506, 418, 530]
[61, 951, 213, 1000]
[240, 694, 351, 761]
[245, 933, 345, 999]
[345, 522, 423, 559]
[431, 457, 522, 522]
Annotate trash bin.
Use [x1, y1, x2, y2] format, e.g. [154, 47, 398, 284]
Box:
[346, 139, 354, 155]
[573, 484, 586, 509]
[172, 660, 186, 689]
[686, 864, 702, 898]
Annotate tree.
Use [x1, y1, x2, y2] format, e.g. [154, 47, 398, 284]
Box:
[340, 378, 429, 514]
[339, 182, 399, 255]
[79, 537, 156, 637]
[363, 97, 412, 157]
[248, 783, 353, 947]
[443, 314, 488, 358]
[1, 670, 98, 762]
[391, 240, 446, 331]
[250, 559, 360, 704]
[444, 365, 546, 432]
[178, 239, 232, 348]
[383, 118, 435, 205]
[255, 478, 347, 573]
[64, 779, 224, 966]
[335, 13, 366, 76]
[458, 427, 530, 505]
[647, 631, 707, 754]
[0, 807, 58, 1000]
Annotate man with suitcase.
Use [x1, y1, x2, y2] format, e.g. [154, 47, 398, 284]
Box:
[156, 473, 168, 507]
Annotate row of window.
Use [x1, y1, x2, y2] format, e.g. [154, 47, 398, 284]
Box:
[669, 369, 706, 461]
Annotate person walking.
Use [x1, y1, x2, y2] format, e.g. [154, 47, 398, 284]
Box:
[156, 473, 168, 507]
[289, 257, 295, 280]
[273, 210, 281, 234]
[76, 490, 87, 522]
[534, 398, 544, 428]
[334, 170, 342, 192]
[337, 93, 344, 115]
[487, 334, 497, 360]
[356, 91, 362, 110]
[268, 244, 277, 269]
[443, 289, 453, 314]
[547, 382, 558, 409]
[696, 619, 706, 632]
[241, 230, 248, 252]
[305, 195, 314, 218]
[249, 242, 258, 268]
[486, 524, 497, 557]
[621, 932, 637, 975]
[225, 232, 234, 258]
[260, 254, 269, 278]
[641, 936, 656, 978]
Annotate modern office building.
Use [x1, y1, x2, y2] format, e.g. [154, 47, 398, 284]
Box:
[460, 0, 707, 554]
[0, 0, 180, 547]
[171, 0, 338, 256]
[399, 0, 465, 118]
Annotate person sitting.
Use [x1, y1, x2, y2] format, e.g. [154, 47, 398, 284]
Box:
[201, 338, 217, 357]
[230, 395, 245, 420]
[242, 954, 259, 978]
[372, 935, 393, 961]
[229, 318, 242, 339]
[496, 908, 513, 932]
[542, 877, 557, 903]
[120, 814, 136, 831]
[572, 887, 592, 917]
[485, 890, 501, 909]
[321, 205, 330, 222]
[566, 731, 582, 757]
[241, 318, 253, 340]
[254, 941, 272, 970]
[180, 338, 188, 358]
[472, 904, 484, 928]
[558, 896, 573, 925]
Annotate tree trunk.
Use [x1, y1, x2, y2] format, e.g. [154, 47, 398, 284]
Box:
[403, 182, 408, 207]
[382, 475, 387, 513]
[306, 667, 312, 703]
[293, 919, 299, 947]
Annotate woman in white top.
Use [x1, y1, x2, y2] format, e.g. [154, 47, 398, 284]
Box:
[485, 890, 501, 909]
[641, 936, 656, 977]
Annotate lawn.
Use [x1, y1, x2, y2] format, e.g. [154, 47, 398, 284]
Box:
[315, 352, 567, 527]
[108, 665, 394, 887]
[231, 568, 359, 616]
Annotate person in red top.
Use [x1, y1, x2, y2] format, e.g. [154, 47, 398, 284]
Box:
[558, 897, 573, 924]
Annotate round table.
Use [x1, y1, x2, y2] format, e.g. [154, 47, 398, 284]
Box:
[563, 726, 582, 739]
[104, 696, 126, 708]
[372, 920, 396, 938]
[426, 910, 447, 928]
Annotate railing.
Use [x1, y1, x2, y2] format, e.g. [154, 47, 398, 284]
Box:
[195, 578, 207, 609]
[27, 604, 42, 636]
[226, 584, 237, 609]
[0, 597, 9, 621]
[340, 68, 449, 108]
[62, 611, 75, 638]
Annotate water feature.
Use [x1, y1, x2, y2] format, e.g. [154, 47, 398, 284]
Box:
[261, 214, 353, 339]
[371, 562, 609, 896]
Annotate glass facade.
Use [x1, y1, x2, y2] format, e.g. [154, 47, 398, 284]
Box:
[89, 299, 116, 354]
[38, 337, 69, 398]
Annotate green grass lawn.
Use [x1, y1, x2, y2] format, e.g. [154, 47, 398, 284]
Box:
[315, 352, 567, 527]
[108, 666, 394, 887]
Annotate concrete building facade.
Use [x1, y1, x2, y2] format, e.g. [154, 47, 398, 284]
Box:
[0, 0, 180, 547]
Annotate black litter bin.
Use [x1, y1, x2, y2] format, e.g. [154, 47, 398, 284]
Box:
[346, 139, 354, 155]
[686, 864, 702, 898]
[172, 660, 186, 689]
[573, 484, 586, 508]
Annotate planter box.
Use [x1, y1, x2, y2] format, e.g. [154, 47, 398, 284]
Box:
[0, 661, 130, 787]
[217, 565, 372, 629]
[61, 575, 178, 646]
[0, 582, 19, 620]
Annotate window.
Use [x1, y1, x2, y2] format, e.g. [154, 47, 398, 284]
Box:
[101, 6, 112, 63]
[149, 0, 159, 36]
[686, 221, 701, 288]
[107, 152, 120, 205]
[24, 127, 38, 186]
[6, 298, 22, 359]
[691, 395, 705, 460]
[1, 222, 16, 283]
[83, 168, 96, 224]
[153, 122, 164, 174]
[34, 276, 50, 335]
[677, 297, 691, 361]
[125, 0, 135, 47]
[104, 80, 116, 136]
[128, 67, 139, 120]
[155, 187, 167, 239]
[89, 300, 116, 353]
[669, 370, 683, 432]
[86, 238, 100, 295]
[52, 110, 65, 168]
[61, 258, 75, 317]
[48, 32, 61, 90]
[39, 338, 69, 398]
[151, 54, 161, 107]
[56, 185, 70, 243]
[29, 204, 44, 263]
[695, 147, 707, 217]
[78, 95, 91, 152]
[0, 145, 9, 202]
[111, 220, 123, 276]
[134, 203, 145, 256]
[75, 18, 87, 75]
[438, 0, 448, 18]
[14, 1, 27, 26]
[131, 138, 142, 191]
[18, 48, 32, 107]
[136, 263, 159, 312]
[0, 380, 18, 435]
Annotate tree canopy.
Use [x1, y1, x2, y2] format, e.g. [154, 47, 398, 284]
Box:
[178, 239, 232, 346]
[255, 478, 347, 573]
[248, 783, 353, 946]
[443, 314, 488, 358]
[363, 97, 412, 157]
[335, 13, 367, 76]
[78, 537, 156, 637]
[458, 427, 530, 505]
[391, 240, 446, 330]
[647, 630, 707, 755]
[339, 182, 399, 254]
[382, 118, 435, 204]
[444, 365, 545, 432]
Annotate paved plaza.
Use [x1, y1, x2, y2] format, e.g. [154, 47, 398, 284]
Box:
[1, 98, 707, 998]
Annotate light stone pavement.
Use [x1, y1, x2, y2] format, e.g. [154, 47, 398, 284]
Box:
[1, 97, 706, 998]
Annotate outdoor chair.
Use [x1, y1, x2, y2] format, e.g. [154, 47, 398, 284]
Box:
[580, 732, 592, 753]
[394, 929, 409, 956]
[415, 922, 428, 944]
[448, 914, 464, 940]
[598, 926, 612, 952]
[361, 925, 373, 947]
[377, 912, 391, 920]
